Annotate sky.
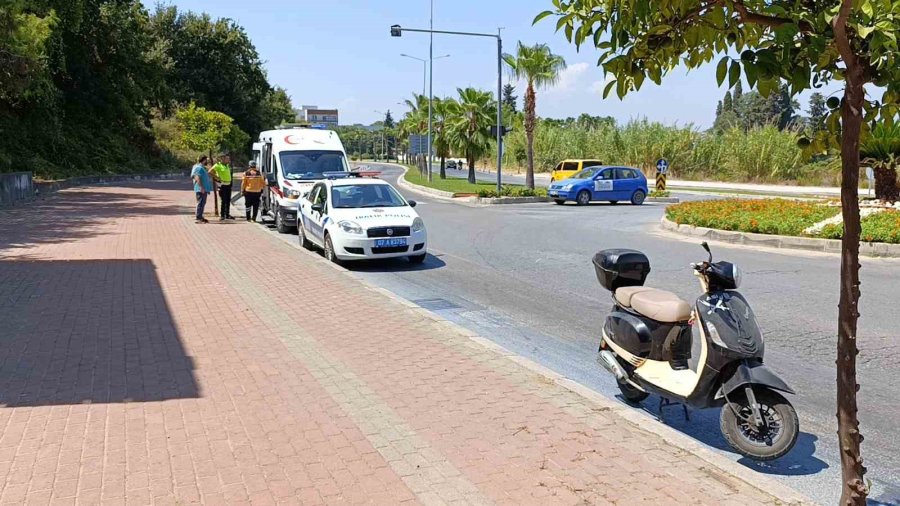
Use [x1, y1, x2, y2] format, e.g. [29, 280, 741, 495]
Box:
[141, 0, 837, 128]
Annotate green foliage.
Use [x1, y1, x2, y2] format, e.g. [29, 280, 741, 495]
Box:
[0, 1, 286, 179]
[861, 123, 900, 161]
[403, 166, 496, 194]
[0, 0, 56, 105]
[806, 93, 828, 134]
[502, 84, 518, 112]
[666, 199, 839, 236]
[648, 189, 670, 197]
[493, 118, 826, 184]
[821, 210, 900, 243]
[477, 186, 547, 198]
[175, 103, 246, 157]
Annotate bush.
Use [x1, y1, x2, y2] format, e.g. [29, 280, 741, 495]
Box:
[649, 189, 671, 197]
[476, 185, 547, 198]
[666, 199, 839, 236]
[820, 209, 900, 243]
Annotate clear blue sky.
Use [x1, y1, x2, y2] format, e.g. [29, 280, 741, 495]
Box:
[143, 0, 836, 128]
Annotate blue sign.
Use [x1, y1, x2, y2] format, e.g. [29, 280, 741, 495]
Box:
[656, 158, 669, 174]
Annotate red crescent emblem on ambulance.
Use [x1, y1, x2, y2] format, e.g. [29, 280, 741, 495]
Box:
[284, 135, 299, 145]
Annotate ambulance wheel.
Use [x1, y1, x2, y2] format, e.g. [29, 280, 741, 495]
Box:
[275, 209, 291, 234]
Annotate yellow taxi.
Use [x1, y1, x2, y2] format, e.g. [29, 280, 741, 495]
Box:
[550, 159, 605, 182]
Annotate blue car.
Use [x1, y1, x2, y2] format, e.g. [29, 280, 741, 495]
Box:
[547, 166, 648, 206]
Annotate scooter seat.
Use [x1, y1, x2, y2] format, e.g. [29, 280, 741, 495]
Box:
[621, 287, 692, 323]
[614, 286, 655, 307]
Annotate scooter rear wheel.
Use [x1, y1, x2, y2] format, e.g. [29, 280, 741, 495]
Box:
[617, 380, 649, 404]
[721, 388, 798, 461]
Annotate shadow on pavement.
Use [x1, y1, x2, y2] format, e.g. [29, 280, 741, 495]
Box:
[341, 253, 447, 272]
[623, 393, 829, 476]
[0, 259, 198, 406]
[0, 180, 188, 253]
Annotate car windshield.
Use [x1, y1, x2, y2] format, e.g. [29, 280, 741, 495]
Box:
[331, 184, 407, 208]
[280, 150, 348, 180]
[571, 167, 601, 179]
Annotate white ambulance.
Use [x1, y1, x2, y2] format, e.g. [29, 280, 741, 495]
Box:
[257, 126, 350, 233]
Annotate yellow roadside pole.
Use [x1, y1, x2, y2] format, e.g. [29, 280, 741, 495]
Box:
[655, 158, 669, 193]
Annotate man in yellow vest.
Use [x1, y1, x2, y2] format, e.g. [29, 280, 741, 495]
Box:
[212, 155, 234, 220]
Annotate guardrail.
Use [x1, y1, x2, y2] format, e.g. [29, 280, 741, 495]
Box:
[0, 172, 34, 206]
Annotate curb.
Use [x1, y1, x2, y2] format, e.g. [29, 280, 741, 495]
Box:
[660, 216, 900, 258]
[260, 213, 813, 505]
[646, 196, 680, 203]
[396, 166, 549, 206]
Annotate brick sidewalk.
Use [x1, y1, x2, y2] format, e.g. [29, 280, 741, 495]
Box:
[0, 181, 789, 505]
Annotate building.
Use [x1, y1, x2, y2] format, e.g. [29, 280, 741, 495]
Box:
[297, 105, 339, 127]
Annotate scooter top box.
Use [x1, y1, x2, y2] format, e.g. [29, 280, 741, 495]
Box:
[593, 249, 651, 292]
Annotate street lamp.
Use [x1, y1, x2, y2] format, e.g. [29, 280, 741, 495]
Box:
[391, 23, 504, 192]
[400, 53, 449, 98]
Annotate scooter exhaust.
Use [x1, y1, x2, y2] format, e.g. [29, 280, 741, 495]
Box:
[597, 350, 627, 381]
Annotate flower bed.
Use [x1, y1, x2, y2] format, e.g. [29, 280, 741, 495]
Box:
[820, 209, 900, 244]
[477, 186, 547, 198]
[665, 199, 840, 237]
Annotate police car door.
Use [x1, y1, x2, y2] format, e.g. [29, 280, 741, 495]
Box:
[308, 183, 330, 243]
[300, 184, 321, 245]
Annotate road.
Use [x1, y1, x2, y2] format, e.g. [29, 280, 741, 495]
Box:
[264, 164, 900, 504]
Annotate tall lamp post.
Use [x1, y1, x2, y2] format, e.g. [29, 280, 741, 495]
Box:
[400, 53, 450, 98]
[373, 109, 389, 161]
[391, 24, 503, 192]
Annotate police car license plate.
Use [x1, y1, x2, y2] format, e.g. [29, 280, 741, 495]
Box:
[375, 238, 407, 248]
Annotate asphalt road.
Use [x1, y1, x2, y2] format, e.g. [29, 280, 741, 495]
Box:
[262, 164, 900, 504]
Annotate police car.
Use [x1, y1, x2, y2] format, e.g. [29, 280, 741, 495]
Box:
[297, 173, 427, 264]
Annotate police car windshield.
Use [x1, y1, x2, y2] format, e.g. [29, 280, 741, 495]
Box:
[571, 167, 601, 179]
[331, 184, 407, 208]
[280, 150, 348, 180]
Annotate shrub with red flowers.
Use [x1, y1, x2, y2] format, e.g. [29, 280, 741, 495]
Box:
[665, 199, 839, 237]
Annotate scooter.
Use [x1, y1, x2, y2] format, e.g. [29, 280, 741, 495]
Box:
[592, 242, 798, 460]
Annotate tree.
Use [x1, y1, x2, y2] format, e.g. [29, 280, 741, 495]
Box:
[262, 87, 296, 128]
[542, 1, 900, 503]
[502, 83, 518, 112]
[0, 0, 55, 106]
[860, 123, 900, 202]
[503, 42, 567, 189]
[383, 110, 395, 129]
[148, 6, 274, 135]
[722, 91, 733, 112]
[808, 93, 828, 135]
[176, 102, 246, 158]
[446, 88, 496, 184]
[733, 79, 743, 103]
[431, 97, 459, 179]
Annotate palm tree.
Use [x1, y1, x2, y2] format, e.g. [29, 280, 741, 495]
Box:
[432, 97, 458, 179]
[503, 42, 567, 189]
[861, 123, 900, 202]
[446, 88, 496, 184]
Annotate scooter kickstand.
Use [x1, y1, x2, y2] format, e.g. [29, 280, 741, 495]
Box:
[657, 398, 690, 422]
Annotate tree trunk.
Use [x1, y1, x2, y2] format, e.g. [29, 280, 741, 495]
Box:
[440, 155, 446, 179]
[873, 164, 899, 202]
[524, 82, 536, 189]
[836, 52, 868, 506]
[467, 152, 476, 184]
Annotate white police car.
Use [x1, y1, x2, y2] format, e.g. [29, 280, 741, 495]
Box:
[297, 173, 427, 264]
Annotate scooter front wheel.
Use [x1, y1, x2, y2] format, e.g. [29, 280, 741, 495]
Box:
[617, 379, 649, 404]
[721, 388, 798, 461]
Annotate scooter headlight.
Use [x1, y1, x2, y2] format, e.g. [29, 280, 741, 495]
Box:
[732, 264, 742, 289]
[337, 220, 363, 235]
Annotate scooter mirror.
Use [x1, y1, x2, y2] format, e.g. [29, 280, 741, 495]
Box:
[701, 241, 712, 262]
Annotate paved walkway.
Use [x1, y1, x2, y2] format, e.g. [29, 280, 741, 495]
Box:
[0, 181, 787, 505]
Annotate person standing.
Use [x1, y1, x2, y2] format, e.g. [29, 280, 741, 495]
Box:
[212, 155, 234, 220]
[191, 156, 213, 223]
[241, 161, 265, 222]
[205, 157, 219, 216]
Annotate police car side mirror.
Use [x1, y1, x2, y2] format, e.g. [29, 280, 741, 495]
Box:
[311, 203, 325, 213]
[408, 200, 417, 208]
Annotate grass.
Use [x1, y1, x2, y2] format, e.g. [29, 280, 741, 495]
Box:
[403, 166, 518, 195]
[666, 199, 840, 236]
[820, 209, 900, 244]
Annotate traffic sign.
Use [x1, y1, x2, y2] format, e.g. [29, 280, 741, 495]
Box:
[656, 158, 669, 174]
